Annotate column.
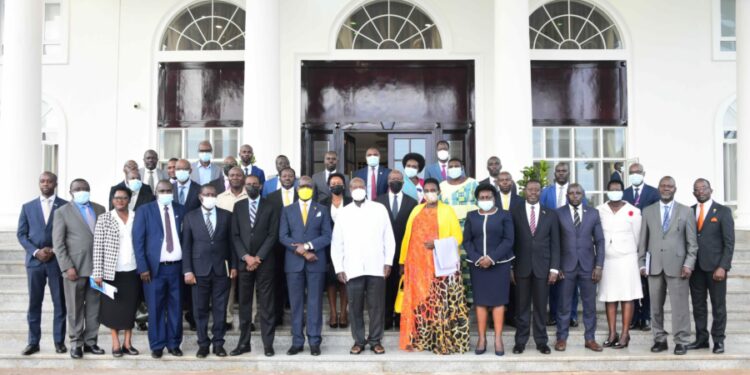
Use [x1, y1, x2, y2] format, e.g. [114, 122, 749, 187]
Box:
[735, 0, 750, 229]
[243, 0, 281, 173]
[0, 0, 43, 229]
[493, 0, 533, 183]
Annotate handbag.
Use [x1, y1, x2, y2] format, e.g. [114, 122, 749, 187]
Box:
[394, 276, 405, 313]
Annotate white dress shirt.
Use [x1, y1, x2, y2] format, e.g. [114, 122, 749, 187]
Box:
[568, 204, 583, 222]
[330, 200, 395, 279]
[556, 182, 569, 208]
[660, 200, 675, 228]
[695, 199, 713, 222]
[34, 195, 56, 256]
[114, 210, 137, 272]
[329, 199, 345, 223]
[524, 202, 557, 274]
[159, 202, 182, 262]
[281, 186, 295, 206]
[388, 191, 403, 215]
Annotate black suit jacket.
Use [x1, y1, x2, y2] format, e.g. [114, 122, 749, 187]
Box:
[173, 180, 201, 212]
[692, 201, 734, 272]
[511, 204, 561, 278]
[209, 177, 227, 195]
[497, 191, 523, 211]
[376, 193, 418, 260]
[182, 207, 236, 277]
[108, 182, 155, 211]
[479, 177, 518, 195]
[232, 198, 280, 262]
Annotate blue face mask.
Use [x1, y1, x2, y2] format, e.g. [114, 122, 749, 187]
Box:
[158, 194, 174, 206]
[477, 200, 495, 211]
[198, 152, 212, 163]
[128, 179, 143, 192]
[176, 170, 190, 183]
[72, 191, 90, 205]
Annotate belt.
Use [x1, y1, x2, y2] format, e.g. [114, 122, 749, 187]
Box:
[160, 260, 181, 265]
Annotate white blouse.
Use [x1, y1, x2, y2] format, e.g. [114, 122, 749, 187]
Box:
[114, 210, 137, 272]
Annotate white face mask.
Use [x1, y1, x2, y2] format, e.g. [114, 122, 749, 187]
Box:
[606, 191, 624, 202]
[437, 150, 450, 162]
[201, 196, 217, 210]
[366, 155, 380, 167]
[629, 173, 644, 186]
[447, 167, 462, 179]
[404, 167, 418, 178]
[424, 192, 439, 203]
[477, 200, 495, 211]
[351, 188, 367, 201]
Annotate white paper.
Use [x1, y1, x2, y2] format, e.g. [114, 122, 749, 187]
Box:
[433, 237, 459, 277]
[645, 252, 651, 275]
[89, 277, 118, 300]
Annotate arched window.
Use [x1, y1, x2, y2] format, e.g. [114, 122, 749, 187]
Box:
[336, 0, 441, 49]
[529, 0, 622, 49]
[161, 0, 245, 51]
[723, 100, 737, 205]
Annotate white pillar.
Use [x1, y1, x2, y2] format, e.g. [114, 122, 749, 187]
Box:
[243, 0, 280, 174]
[493, 0, 533, 183]
[0, 0, 43, 230]
[735, 0, 750, 229]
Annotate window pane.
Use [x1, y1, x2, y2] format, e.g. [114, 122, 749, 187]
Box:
[545, 128, 571, 158]
[721, 0, 736, 37]
[313, 141, 330, 161]
[394, 139, 409, 160]
[720, 40, 737, 52]
[602, 128, 626, 157]
[186, 129, 210, 159]
[574, 128, 600, 158]
[160, 130, 183, 159]
[575, 161, 601, 193]
[43, 44, 62, 56]
[724, 142, 737, 202]
[587, 193, 602, 207]
[44, 3, 61, 43]
[212, 128, 238, 158]
[602, 161, 625, 189]
[533, 128, 543, 158]
[411, 139, 426, 156]
[448, 140, 463, 160]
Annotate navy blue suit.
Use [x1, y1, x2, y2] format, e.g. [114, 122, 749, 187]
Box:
[278, 200, 332, 347]
[133, 201, 185, 351]
[240, 165, 266, 186]
[624, 182, 659, 323]
[354, 166, 390, 199]
[555, 204, 605, 342]
[17, 196, 68, 347]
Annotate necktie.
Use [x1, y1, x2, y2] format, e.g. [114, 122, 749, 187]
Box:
[164, 206, 174, 253]
[634, 187, 641, 206]
[244, 167, 250, 176]
[205, 211, 214, 237]
[179, 186, 186, 205]
[557, 185, 565, 208]
[148, 171, 154, 187]
[697, 202, 705, 231]
[284, 190, 291, 206]
[662, 205, 671, 233]
[302, 202, 308, 225]
[529, 206, 537, 235]
[370, 167, 377, 200]
[502, 194, 509, 211]
[573, 206, 581, 228]
[249, 200, 257, 227]
[441, 164, 447, 180]
[225, 179, 230, 191]
[391, 195, 399, 220]
[42, 198, 51, 224]
[83, 204, 95, 233]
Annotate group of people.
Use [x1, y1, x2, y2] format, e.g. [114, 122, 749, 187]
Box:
[17, 140, 734, 360]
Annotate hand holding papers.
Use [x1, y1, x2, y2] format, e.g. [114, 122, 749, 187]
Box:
[433, 237, 459, 277]
[89, 277, 118, 300]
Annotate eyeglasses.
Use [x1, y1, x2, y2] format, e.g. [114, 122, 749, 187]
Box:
[113, 196, 129, 201]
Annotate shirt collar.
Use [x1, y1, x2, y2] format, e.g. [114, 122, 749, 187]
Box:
[526, 202, 539, 210]
[390, 191, 403, 200]
[699, 199, 713, 209]
[661, 200, 674, 209]
[202, 207, 215, 215]
[178, 179, 191, 188]
[40, 195, 56, 202]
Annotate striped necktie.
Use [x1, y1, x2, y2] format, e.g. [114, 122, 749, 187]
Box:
[205, 211, 214, 238]
[249, 200, 257, 227]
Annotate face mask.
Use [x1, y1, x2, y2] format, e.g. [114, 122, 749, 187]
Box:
[618, 166, 624, 173]
[298, 187, 313, 201]
[607, 191, 624, 202]
[389, 181, 404, 194]
[437, 150, 450, 161]
[351, 188, 367, 202]
[223, 165, 234, 176]
[425, 192, 439, 203]
[176, 170, 190, 183]
[477, 200, 495, 211]
[629, 173, 644, 186]
[246, 186, 261, 199]
[366, 155, 380, 167]
[72, 191, 90, 205]
[447, 167, 462, 180]
[128, 179, 143, 192]
[330, 185, 345, 196]
[198, 152, 212, 163]
[201, 196, 217, 210]
[158, 193, 173, 206]
[404, 167, 418, 178]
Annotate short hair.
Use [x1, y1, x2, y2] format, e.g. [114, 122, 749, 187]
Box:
[245, 174, 260, 184]
[324, 150, 338, 157]
[112, 186, 132, 200]
[555, 162, 569, 169]
[168, 157, 179, 163]
[498, 171, 512, 179]
[350, 177, 365, 187]
[200, 184, 217, 194]
[327, 172, 346, 185]
[694, 178, 712, 189]
[448, 158, 463, 165]
[388, 169, 404, 179]
[474, 183, 498, 200]
[423, 178, 441, 192]
[567, 182, 584, 193]
[436, 140, 450, 148]
[40, 171, 58, 183]
[69, 178, 88, 189]
[525, 179, 542, 188]
[279, 167, 296, 176]
[607, 180, 624, 190]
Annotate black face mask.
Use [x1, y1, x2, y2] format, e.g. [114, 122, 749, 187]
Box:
[246, 186, 261, 199]
[389, 181, 404, 194]
[330, 185, 345, 196]
[223, 165, 234, 176]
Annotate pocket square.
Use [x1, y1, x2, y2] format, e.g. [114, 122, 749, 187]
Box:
[710, 217, 718, 223]
[316, 211, 321, 218]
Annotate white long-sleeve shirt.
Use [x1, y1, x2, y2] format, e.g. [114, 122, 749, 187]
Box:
[331, 200, 395, 279]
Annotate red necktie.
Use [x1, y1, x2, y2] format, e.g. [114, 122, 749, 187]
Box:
[441, 164, 447, 180]
[164, 205, 174, 252]
[529, 206, 537, 236]
[370, 167, 377, 200]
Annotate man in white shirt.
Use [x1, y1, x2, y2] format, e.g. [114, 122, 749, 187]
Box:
[331, 177, 395, 355]
[140, 149, 167, 188]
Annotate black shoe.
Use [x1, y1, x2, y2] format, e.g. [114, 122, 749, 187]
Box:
[225, 322, 233, 331]
[686, 341, 709, 350]
[650, 341, 668, 353]
[264, 347, 275, 357]
[537, 344, 551, 354]
[545, 318, 557, 326]
[674, 344, 687, 355]
[55, 342, 67, 354]
[512, 344, 525, 354]
[213, 345, 227, 357]
[274, 318, 283, 327]
[112, 347, 123, 358]
[250, 323, 256, 332]
[569, 319, 579, 328]
[310, 345, 321, 356]
[70, 347, 83, 359]
[641, 319, 651, 331]
[603, 333, 619, 348]
[122, 346, 139, 355]
[629, 319, 640, 330]
[287, 346, 304, 355]
[21, 344, 40, 356]
[84, 344, 105, 355]
[505, 317, 516, 328]
[137, 322, 148, 331]
[151, 349, 163, 359]
[167, 347, 183, 357]
[230, 346, 250, 356]
[196, 347, 209, 358]
[713, 342, 725, 354]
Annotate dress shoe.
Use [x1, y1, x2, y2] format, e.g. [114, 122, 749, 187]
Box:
[674, 344, 688, 355]
[225, 322, 233, 331]
[122, 346, 139, 355]
[554, 340, 566, 352]
[265, 347, 275, 357]
[250, 323, 256, 332]
[310, 345, 321, 356]
[21, 344, 40, 356]
[55, 342, 67, 354]
[168, 347, 183, 356]
[545, 318, 557, 326]
[512, 344, 525, 354]
[641, 319, 651, 331]
[112, 347, 123, 358]
[475, 341, 487, 355]
[213, 345, 227, 357]
[537, 344, 551, 354]
[287, 346, 304, 355]
[629, 319, 641, 330]
[196, 346, 209, 358]
[603, 333, 619, 348]
[230, 346, 251, 356]
[137, 321, 148, 331]
[495, 349, 505, 356]
[613, 334, 630, 349]
[505, 317, 516, 328]
[84, 344, 105, 355]
[713, 342, 725, 354]
[650, 341, 668, 353]
[151, 349, 163, 359]
[585, 340, 603, 352]
[569, 319, 579, 328]
[70, 347, 83, 359]
[686, 341, 709, 350]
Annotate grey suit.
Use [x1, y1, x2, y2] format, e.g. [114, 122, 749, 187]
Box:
[312, 170, 349, 202]
[637, 201, 698, 345]
[191, 161, 222, 185]
[139, 167, 168, 187]
[52, 201, 106, 348]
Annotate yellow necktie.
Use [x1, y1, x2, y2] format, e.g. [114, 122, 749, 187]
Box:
[502, 194, 510, 210]
[284, 190, 291, 206]
[302, 202, 308, 225]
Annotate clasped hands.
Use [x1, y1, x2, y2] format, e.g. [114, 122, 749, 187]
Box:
[292, 243, 318, 263]
[34, 247, 55, 263]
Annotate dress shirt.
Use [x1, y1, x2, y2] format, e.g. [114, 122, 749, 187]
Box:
[695, 199, 713, 223]
[159, 202, 182, 262]
[144, 168, 159, 187]
[114, 210, 137, 272]
[367, 167, 379, 200]
[281, 186, 295, 206]
[202, 207, 216, 233]
[34, 195, 56, 256]
[197, 163, 213, 185]
[297, 199, 314, 249]
[75, 201, 96, 229]
[660, 200, 675, 227]
[388, 191, 403, 215]
[556, 182, 569, 208]
[241, 163, 253, 175]
[126, 182, 140, 211]
[329, 198, 345, 223]
[568, 204, 583, 222]
[330, 200, 396, 280]
[216, 189, 247, 212]
[524, 202, 557, 274]
[176, 180, 192, 205]
[500, 192, 511, 210]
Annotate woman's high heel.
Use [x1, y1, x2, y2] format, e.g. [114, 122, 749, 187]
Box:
[329, 314, 339, 328]
[603, 333, 619, 347]
[475, 339, 487, 355]
[613, 334, 630, 349]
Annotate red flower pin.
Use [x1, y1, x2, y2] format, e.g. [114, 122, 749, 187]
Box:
[628, 211, 634, 216]
[711, 217, 718, 223]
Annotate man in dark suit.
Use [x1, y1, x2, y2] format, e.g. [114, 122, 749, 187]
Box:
[479, 156, 502, 188]
[172, 158, 200, 330]
[496, 172, 523, 211]
[353, 147, 390, 200]
[109, 168, 155, 211]
[610, 162, 624, 183]
[312, 151, 349, 202]
[133, 180, 186, 358]
[182, 184, 237, 358]
[266, 167, 298, 326]
[208, 156, 238, 195]
[375, 170, 418, 330]
[424, 140, 450, 182]
[231, 174, 281, 357]
[687, 178, 734, 354]
[554, 183, 605, 352]
[279, 176, 332, 356]
[510, 180, 560, 355]
[17, 172, 68, 356]
[239, 144, 266, 185]
[623, 162, 660, 331]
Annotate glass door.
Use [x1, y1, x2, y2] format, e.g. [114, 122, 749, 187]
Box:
[388, 133, 433, 177]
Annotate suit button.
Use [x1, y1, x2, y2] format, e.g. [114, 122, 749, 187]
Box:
[211, 241, 214, 245]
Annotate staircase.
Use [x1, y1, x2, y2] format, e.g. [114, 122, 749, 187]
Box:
[0, 231, 748, 372]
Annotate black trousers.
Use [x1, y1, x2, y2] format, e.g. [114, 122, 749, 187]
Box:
[689, 269, 727, 344]
[514, 276, 549, 346]
[273, 245, 287, 324]
[384, 269, 400, 328]
[192, 270, 230, 349]
[237, 260, 276, 350]
[347, 276, 385, 346]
